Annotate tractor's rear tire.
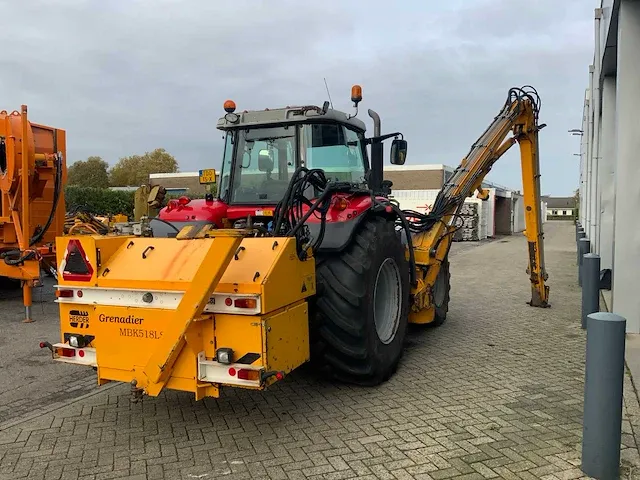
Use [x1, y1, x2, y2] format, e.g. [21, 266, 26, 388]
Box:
[429, 257, 451, 327]
[310, 216, 410, 386]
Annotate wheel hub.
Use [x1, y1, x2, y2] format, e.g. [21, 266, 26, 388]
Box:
[373, 258, 402, 344]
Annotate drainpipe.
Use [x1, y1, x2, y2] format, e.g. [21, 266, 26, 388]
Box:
[593, 8, 603, 253]
[586, 67, 594, 241]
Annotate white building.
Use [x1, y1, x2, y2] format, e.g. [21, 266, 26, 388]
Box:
[386, 164, 532, 240]
[544, 197, 578, 220]
[579, 0, 640, 332]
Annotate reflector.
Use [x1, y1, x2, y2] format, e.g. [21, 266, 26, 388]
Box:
[61, 240, 93, 282]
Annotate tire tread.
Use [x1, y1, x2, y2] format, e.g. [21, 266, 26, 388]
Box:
[311, 216, 409, 385]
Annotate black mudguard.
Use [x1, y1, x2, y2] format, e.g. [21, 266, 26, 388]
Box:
[148, 219, 213, 238]
[304, 205, 398, 253]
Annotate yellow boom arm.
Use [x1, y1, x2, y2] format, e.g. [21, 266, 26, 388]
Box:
[409, 86, 549, 321]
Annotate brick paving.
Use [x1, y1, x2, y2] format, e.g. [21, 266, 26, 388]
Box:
[0, 277, 97, 426]
[1, 221, 639, 479]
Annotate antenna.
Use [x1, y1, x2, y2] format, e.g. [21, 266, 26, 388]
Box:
[323, 77, 334, 109]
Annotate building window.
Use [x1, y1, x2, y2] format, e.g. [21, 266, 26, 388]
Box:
[166, 188, 188, 195]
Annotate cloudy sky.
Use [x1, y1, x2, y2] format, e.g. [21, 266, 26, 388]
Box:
[2, 0, 593, 196]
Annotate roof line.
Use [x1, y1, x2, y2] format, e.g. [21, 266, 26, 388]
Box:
[385, 164, 453, 172]
[149, 172, 199, 178]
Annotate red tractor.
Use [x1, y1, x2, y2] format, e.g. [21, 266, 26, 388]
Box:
[153, 86, 413, 385]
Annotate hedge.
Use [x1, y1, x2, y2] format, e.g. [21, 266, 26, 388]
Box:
[65, 186, 135, 217]
[64, 186, 208, 218]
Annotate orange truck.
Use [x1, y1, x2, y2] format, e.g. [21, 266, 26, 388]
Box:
[0, 106, 67, 322]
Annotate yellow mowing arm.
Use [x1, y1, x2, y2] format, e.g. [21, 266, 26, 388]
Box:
[409, 86, 549, 321]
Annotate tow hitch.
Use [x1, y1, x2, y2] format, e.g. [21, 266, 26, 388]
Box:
[261, 370, 286, 383]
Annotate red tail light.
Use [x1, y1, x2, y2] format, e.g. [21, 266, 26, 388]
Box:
[61, 240, 93, 282]
[55, 289, 74, 298]
[56, 347, 76, 357]
[237, 369, 259, 381]
[234, 298, 257, 309]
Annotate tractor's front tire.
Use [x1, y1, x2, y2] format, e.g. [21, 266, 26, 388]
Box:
[310, 216, 410, 386]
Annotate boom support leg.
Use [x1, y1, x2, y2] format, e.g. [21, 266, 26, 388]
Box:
[518, 132, 549, 307]
[23, 282, 33, 323]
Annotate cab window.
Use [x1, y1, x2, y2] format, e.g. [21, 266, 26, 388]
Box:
[230, 126, 297, 204]
[302, 123, 366, 184]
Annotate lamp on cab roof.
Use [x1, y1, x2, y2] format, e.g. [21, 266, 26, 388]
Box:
[351, 85, 362, 106]
[224, 100, 236, 113]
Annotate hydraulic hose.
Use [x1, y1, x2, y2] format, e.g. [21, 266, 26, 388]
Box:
[1, 249, 36, 265]
[3, 153, 63, 266]
[29, 153, 63, 246]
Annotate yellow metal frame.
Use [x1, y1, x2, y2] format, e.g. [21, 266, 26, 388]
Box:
[54, 228, 315, 399]
[133, 232, 243, 396]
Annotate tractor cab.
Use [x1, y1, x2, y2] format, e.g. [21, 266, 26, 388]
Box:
[156, 86, 408, 249]
[216, 113, 369, 207]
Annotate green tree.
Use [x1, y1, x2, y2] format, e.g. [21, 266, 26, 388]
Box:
[67, 156, 109, 188]
[109, 148, 178, 187]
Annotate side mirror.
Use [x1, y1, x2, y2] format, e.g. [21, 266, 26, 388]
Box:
[390, 139, 407, 165]
[258, 150, 274, 172]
